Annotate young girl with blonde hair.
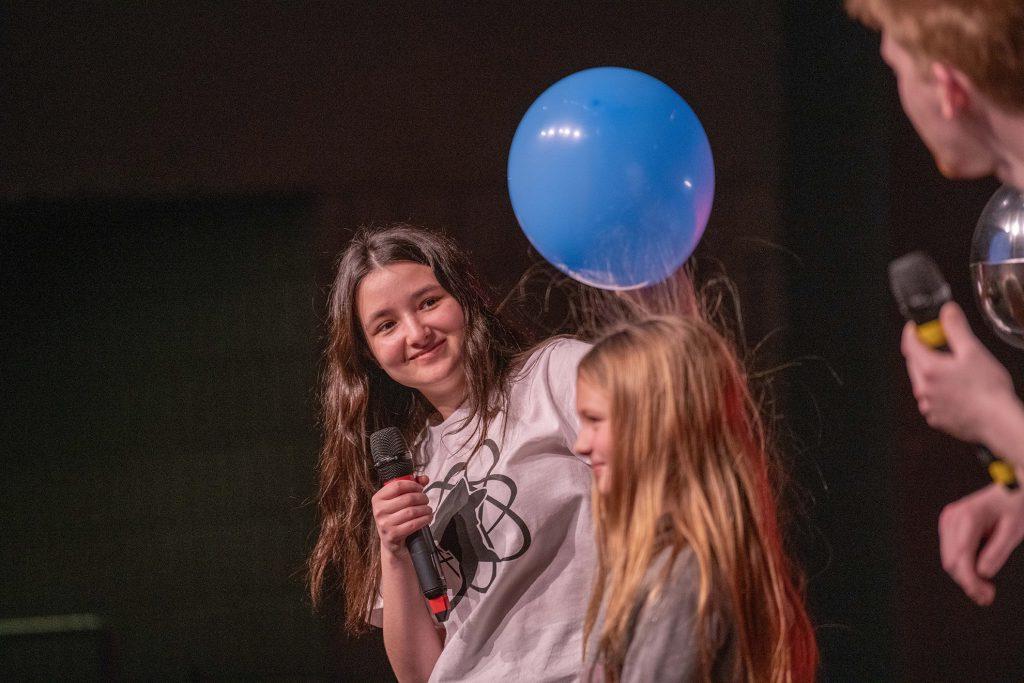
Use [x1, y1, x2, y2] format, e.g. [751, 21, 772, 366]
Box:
[574, 315, 817, 682]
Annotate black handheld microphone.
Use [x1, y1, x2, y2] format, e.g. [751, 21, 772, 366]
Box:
[370, 427, 450, 621]
[888, 251, 1018, 489]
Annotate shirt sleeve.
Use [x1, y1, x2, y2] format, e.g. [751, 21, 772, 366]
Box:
[368, 588, 384, 628]
[536, 337, 592, 458]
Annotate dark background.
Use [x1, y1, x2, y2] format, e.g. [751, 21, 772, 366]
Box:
[2, 2, 1021, 680]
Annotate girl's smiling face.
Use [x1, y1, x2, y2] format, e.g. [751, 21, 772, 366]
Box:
[574, 377, 614, 494]
[356, 261, 467, 412]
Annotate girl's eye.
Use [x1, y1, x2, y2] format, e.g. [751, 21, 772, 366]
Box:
[376, 320, 396, 334]
[421, 296, 441, 309]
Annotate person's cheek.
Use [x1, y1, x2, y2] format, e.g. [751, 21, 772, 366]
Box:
[391, 338, 408, 368]
[375, 337, 402, 373]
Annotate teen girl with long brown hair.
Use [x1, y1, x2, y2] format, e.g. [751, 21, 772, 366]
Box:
[574, 316, 817, 682]
[308, 223, 596, 681]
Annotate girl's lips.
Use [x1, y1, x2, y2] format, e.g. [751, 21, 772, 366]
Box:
[410, 339, 445, 361]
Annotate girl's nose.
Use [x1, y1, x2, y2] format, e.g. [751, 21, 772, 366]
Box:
[573, 430, 590, 455]
[405, 316, 432, 346]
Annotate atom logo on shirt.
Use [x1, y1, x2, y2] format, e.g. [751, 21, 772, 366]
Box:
[424, 439, 531, 611]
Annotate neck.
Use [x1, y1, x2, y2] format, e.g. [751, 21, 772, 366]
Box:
[987, 105, 1024, 190]
[422, 377, 468, 421]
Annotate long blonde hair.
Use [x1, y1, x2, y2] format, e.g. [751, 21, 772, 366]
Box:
[579, 316, 817, 682]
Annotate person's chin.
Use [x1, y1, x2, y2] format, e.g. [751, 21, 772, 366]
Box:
[418, 358, 462, 388]
[932, 144, 988, 180]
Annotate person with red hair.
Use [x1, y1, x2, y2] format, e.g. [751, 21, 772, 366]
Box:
[848, 0, 1024, 605]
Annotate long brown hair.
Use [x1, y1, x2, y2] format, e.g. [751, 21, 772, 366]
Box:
[308, 223, 526, 634]
[579, 316, 817, 682]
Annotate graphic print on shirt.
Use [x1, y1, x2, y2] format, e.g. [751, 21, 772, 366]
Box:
[423, 438, 531, 611]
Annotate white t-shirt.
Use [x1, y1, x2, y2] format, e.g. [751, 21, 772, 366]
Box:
[371, 338, 595, 682]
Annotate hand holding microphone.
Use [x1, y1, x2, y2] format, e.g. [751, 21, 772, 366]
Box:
[370, 427, 450, 622]
[371, 474, 434, 556]
[901, 302, 1015, 444]
[889, 252, 1019, 488]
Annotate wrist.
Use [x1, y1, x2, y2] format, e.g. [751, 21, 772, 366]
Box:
[987, 479, 1024, 509]
[980, 393, 1024, 470]
[381, 542, 411, 565]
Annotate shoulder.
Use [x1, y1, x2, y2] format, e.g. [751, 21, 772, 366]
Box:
[632, 546, 706, 640]
[505, 337, 591, 446]
[639, 545, 730, 655]
[518, 337, 592, 384]
[647, 546, 700, 600]
[618, 546, 711, 681]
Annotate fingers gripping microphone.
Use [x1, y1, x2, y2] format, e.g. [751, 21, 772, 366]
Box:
[370, 427, 450, 621]
[889, 251, 1018, 489]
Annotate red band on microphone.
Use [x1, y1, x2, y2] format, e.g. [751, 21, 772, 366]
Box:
[429, 594, 450, 621]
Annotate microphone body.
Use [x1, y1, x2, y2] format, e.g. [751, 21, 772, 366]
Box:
[370, 427, 450, 621]
[889, 252, 1018, 489]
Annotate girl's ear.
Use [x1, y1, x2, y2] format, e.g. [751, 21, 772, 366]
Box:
[931, 61, 974, 120]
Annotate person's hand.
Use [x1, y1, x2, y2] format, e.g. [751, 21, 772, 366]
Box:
[902, 301, 1017, 444]
[372, 475, 433, 557]
[938, 483, 1024, 605]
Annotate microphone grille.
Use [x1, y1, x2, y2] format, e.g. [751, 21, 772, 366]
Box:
[888, 251, 951, 317]
[369, 427, 413, 482]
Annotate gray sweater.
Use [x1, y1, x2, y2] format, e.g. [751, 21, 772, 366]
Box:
[584, 546, 737, 682]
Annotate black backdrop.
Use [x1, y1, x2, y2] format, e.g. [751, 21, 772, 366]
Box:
[2, 2, 1022, 680]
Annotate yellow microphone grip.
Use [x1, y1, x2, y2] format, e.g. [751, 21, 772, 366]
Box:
[915, 319, 948, 349]
[986, 458, 1019, 490]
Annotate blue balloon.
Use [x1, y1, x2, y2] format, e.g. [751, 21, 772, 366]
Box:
[508, 67, 714, 290]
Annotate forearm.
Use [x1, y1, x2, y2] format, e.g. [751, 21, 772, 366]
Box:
[380, 547, 444, 683]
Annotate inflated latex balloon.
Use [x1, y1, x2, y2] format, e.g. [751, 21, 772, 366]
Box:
[507, 67, 714, 290]
[971, 184, 1024, 348]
